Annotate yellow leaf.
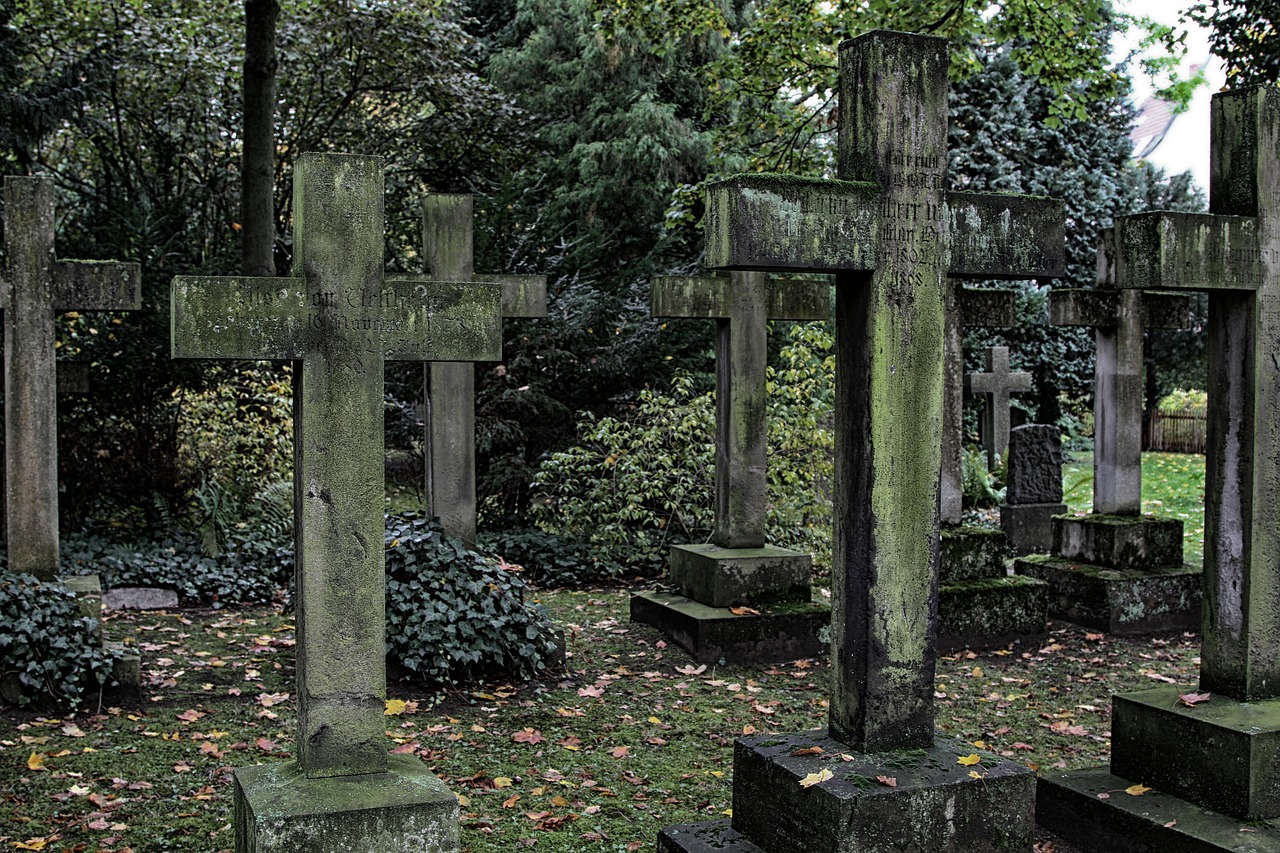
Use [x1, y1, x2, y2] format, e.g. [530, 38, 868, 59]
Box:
[493, 776, 514, 788]
[798, 768, 834, 788]
[968, 770, 985, 780]
[26, 752, 46, 771]
[971, 666, 984, 678]
[1125, 784, 1151, 796]
[957, 754, 982, 766]
[12, 838, 48, 850]
[385, 699, 408, 716]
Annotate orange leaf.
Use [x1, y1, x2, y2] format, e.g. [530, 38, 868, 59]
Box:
[1178, 691, 1212, 707]
[175, 709, 205, 723]
[611, 746, 630, 759]
[729, 606, 761, 616]
[502, 793, 521, 809]
[790, 746, 823, 757]
[1125, 784, 1151, 796]
[876, 775, 898, 788]
[513, 728, 546, 745]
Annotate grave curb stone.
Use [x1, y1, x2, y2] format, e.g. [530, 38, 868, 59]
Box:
[102, 586, 180, 611]
[1053, 514, 1184, 570]
[629, 591, 828, 664]
[1015, 555, 1202, 635]
[658, 821, 763, 852]
[667, 543, 812, 608]
[937, 574, 1048, 652]
[233, 754, 459, 853]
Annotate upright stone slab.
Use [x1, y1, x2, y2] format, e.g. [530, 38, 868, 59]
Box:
[419, 194, 545, 546]
[998, 424, 1068, 555]
[659, 30, 1064, 853]
[2, 176, 141, 580]
[1019, 277, 1201, 633]
[629, 271, 830, 663]
[965, 345, 1033, 468]
[1037, 87, 1280, 852]
[173, 154, 503, 853]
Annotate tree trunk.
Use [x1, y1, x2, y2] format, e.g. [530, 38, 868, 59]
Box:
[241, 0, 279, 277]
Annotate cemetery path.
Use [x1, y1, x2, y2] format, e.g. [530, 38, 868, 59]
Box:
[1, 589, 1199, 852]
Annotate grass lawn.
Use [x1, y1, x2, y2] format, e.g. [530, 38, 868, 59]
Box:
[2, 590, 1202, 853]
[1062, 450, 1206, 566]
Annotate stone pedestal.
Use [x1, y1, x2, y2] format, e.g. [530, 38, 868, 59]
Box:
[630, 591, 828, 664]
[1015, 515, 1201, 634]
[660, 732, 1035, 853]
[669, 544, 811, 607]
[63, 574, 142, 689]
[234, 755, 459, 853]
[937, 527, 1048, 652]
[999, 502, 1067, 555]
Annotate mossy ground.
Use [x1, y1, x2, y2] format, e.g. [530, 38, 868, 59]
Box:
[1062, 451, 1205, 566]
[1, 590, 1199, 853]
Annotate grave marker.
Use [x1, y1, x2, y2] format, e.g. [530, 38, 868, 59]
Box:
[418, 194, 545, 545]
[630, 270, 830, 663]
[173, 153, 501, 852]
[964, 345, 1032, 467]
[1036, 86, 1280, 851]
[2, 176, 141, 581]
[658, 30, 1064, 853]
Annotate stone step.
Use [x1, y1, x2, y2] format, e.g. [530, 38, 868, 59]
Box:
[629, 591, 828, 664]
[658, 820, 764, 852]
[938, 574, 1049, 652]
[1016, 556, 1201, 635]
[940, 526, 1009, 583]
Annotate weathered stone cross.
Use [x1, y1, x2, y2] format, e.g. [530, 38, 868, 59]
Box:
[2, 176, 140, 581]
[705, 30, 1063, 755]
[649, 271, 827, 548]
[1037, 85, 1280, 850]
[964, 345, 1032, 467]
[1049, 264, 1189, 514]
[173, 155, 500, 813]
[417, 194, 546, 545]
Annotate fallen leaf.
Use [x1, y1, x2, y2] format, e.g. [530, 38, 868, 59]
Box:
[729, 606, 761, 616]
[611, 746, 630, 759]
[968, 770, 985, 780]
[1178, 692, 1212, 707]
[385, 699, 408, 716]
[875, 775, 897, 787]
[26, 752, 46, 771]
[175, 709, 205, 723]
[494, 776, 514, 788]
[675, 664, 707, 676]
[791, 746, 824, 757]
[1125, 784, 1151, 796]
[957, 754, 982, 766]
[513, 729, 546, 745]
[799, 768, 834, 788]
[12, 838, 49, 850]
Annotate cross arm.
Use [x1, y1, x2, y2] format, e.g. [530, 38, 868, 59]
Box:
[1105, 211, 1262, 291]
[172, 276, 308, 359]
[651, 274, 829, 321]
[958, 286, 1016, 327]
[705, 174, 879, 272]
[55, 261, 142, 310]
[474, 273, 548, 319]
[946, 192, 1065, 280]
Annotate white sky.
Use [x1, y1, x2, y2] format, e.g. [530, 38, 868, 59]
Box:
[1115, 0, 1223, 191]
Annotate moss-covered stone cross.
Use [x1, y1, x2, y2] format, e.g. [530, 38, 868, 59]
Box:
[704, 31, 1064, 752]
[650, 271, 827, 547]
[1, 176, 141, 582]
[963, 345, 1033, 467]
[171, 154, 502, 780]
[416, 194, 546, 545]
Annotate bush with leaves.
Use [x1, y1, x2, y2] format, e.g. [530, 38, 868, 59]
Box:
[479, 527, 651, 588]
[384, 514, 558, 686]
[0, 572, 120, 708]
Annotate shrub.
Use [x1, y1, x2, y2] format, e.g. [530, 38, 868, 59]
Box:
[961, 445, 1006, 509]
[384, 514, 559, 686]
[479, 527, 661, 587]
[1158, 388, 1208, 414]
[0, 572, 120, 708]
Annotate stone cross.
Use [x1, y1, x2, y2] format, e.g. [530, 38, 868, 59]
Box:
[172, 154, 502, 781]
[419, 194, 546, 545]
[1049, 268, 1190, 515]
[705, 31, 1064, 752]
[650, 271, 827, 547]
[964, 345, 1032, 468]
[941, 286, 1017, 524]
[1098, 88, 1280, 705]
[2, 176, 140, 581]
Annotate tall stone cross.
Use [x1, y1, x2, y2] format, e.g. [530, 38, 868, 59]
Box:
[419, 194, 546, 545]
[941, 286, 1017, 525]
[705, 30, 1064, 752]
[1100, 87, 1280, 705]
[964, 345, 1032, 468]
[650, 271, 827, 547]
[1049, 278, 1189, 514]
[172, 154, 502, 784]
[2, 176, 140, 581]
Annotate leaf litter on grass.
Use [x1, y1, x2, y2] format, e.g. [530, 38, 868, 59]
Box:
[1, 590, 1200, 852]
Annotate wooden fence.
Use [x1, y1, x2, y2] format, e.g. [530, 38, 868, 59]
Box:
[1144, 408, 1207, 454]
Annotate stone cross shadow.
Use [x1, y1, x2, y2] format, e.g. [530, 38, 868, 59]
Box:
[172, 153, 502, 851]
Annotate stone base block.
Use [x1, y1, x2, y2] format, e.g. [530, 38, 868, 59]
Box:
[629, 591, 828, 664]
[1000, 503, 1067, 556]
[938, 575, 1048, 652]
[1054, 514, 1184, 570]
[102, 587, 179, 611]
[1110, 687, 1280, 820]
[1037, 767, 1280, 853]
[234, 755, 459, 853]
[63, 574, 103, 640]
[1015, 556, 1201, 635]
[941, 526, 1010, 583]
[106, 642, 141, 690]
[729, 731, 1035, 853]
[669, 544, 811, 608]
[658, 820, 763, 852]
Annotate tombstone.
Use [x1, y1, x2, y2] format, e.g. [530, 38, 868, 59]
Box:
[172, 154, 503, 852]
[964, 345, 1032, 467]
[998, 424, 1068, 555]
[2, 176, 141, 581]
[629, 270, 831, 663]
[936, 285, 1049, 652]
[419, 194, 546, 546]
[1016, 265, 1201, 633]
[656, 31, 1064, 853]
[1036, 87, 1280, 851]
